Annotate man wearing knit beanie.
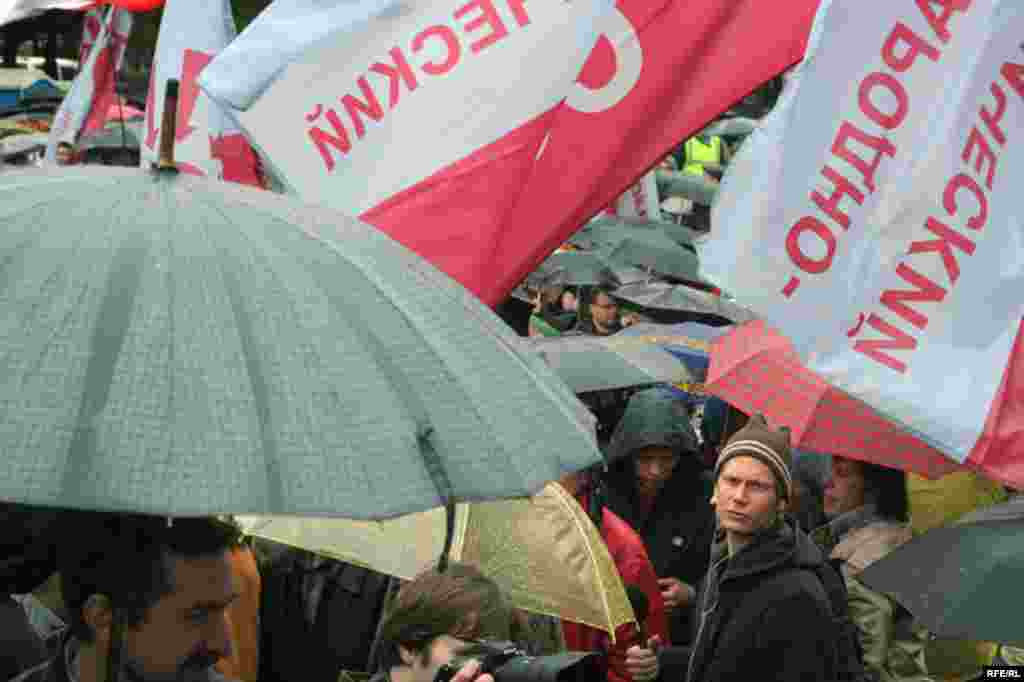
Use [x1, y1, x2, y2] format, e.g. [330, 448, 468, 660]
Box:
[687, 415, 841, 682]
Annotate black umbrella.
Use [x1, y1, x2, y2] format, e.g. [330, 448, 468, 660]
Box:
[860, 494, 1024, 645]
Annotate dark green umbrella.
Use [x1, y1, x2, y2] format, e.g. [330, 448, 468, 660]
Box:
[572, 217, 700, 251]
[860, 494, 1024, 645]
[613, 282, 756, 324]
[0, 165, 603, 520]
[528, 250, 649, 288]
[596, 231, 703, 283]
[528, 333, 700, 394]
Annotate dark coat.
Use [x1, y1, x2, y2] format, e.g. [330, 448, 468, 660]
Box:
[686, 520, 838, 682]
[257, 545, 392, 682]
[602, 461, 714, 645]
[601, 388, 715, 645]
[1, 596, 49, 682]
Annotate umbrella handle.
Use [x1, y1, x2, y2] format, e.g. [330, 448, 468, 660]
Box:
[437, 499, 456, 573]
[157, 80, 180, 171]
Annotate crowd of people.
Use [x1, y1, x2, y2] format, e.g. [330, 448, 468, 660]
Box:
[1, 127, 1020, 682]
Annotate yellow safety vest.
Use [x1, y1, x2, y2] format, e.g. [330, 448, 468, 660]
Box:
[682, 136, 723, 176]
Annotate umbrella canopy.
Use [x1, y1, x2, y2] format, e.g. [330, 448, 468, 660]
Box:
[572, 217, 699, 251]
[236, 482, 634, 638]
[615, 322, 730, 400]
[596, 235, 702, 284]
[706, 320, 961, 479]
[860, 494, 1024, 645]
[0, 131, 46, 160]
[613, 281, 757, 324]
[0, 68, 62, 107]
[0, 166, 603, 519]
[528, 332, 699, 393]
[527, 250, 649, 289]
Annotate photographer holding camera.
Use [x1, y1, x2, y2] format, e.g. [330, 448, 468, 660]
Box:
[372, 563, 606, 682]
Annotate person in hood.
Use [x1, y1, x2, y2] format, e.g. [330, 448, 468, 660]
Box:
[602, 388, 715, 647]
[686, 416, 838, 682]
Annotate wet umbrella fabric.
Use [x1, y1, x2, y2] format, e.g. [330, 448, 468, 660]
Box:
[528, 333, 701, 394]
[0, 167, 603, 519]
[237, 482, 635, 639]
[527, 250, 649, 289]
[571, 218, 700, 251]
[860, 494, 1024, 645]
[613, 282, 757, 325]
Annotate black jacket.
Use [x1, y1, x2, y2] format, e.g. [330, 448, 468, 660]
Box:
[601, 387, 715, 646]
[1, 596, 49, 682]
[686, 520, 838, 682]
[258, 544, 392, 682]
[602, 460, 714, 645]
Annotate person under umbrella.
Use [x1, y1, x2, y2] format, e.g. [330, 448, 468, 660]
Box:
[811, 458, 931, 682]
[687, 416, 840, 682]
[601, 388, 715, 649]
[12, 513, 241, 682]
[557, 468, 667, 682]
[574, 287, 624, 337]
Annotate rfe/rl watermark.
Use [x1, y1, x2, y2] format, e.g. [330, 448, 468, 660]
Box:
[985, 666, 1024, 679]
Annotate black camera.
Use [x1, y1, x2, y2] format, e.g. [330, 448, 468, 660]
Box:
[433, 640, 601, 682]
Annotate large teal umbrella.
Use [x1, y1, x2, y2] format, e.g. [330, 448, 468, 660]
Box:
[0, 166, 602, 519]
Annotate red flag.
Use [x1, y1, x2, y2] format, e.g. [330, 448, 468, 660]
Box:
[367, 0, 820, 306]
[202, 0, 818, 305]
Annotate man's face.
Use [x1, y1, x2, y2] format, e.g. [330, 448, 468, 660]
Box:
[590, 293, 619, 329]
[121, 550, 237, 681]
[403, 634, 472, 682]
[633, 446, 679, 497]
[823, 457, 866, 518]
[714, 456, 783, 536]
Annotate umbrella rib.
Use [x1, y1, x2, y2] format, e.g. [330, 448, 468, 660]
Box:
[60, 207, 151, 507]
[200, 194, 456, 514]
[205, 219, 287, 515]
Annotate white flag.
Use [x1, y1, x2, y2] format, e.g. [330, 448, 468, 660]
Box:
[140, 0, 263, 187]
[700, 0, 1024, 464]
[44, 5, 133, 164]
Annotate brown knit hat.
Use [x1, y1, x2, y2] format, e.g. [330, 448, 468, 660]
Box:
[714, 415, 793, 500]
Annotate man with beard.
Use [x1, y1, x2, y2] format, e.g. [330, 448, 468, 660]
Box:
[12, 513, 240, 682]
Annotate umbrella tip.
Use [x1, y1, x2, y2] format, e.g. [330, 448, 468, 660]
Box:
[156, 79, 180, 174]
